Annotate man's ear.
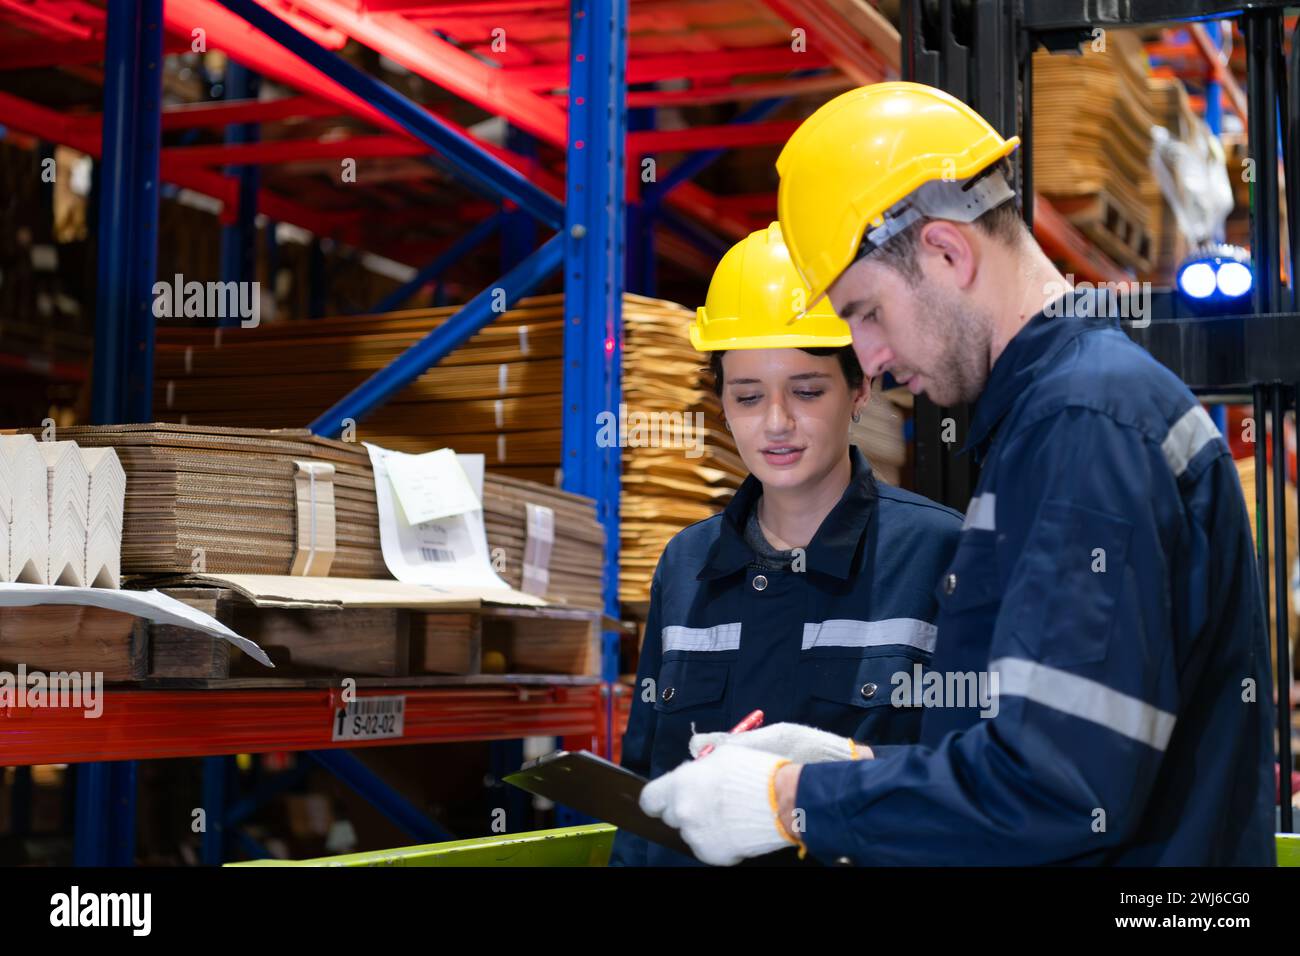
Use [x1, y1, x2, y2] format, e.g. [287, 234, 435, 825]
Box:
[917, 220, 977, 290]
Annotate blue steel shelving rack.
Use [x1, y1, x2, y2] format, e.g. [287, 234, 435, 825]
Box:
[81, 0, 629, 863]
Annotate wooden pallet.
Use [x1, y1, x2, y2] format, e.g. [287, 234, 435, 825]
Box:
[1049, 190, 1153, 274]
[0, 589, 603, 685]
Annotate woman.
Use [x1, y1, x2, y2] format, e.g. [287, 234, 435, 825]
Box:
[609, 223, 962, 866]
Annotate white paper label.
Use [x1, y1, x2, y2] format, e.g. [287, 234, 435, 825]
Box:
[385, 447, 481, 525]
[331, 695, 406, 741]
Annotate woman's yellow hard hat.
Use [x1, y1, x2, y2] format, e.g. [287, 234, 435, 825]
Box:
[689, 222, 851, 352]
[776, 81, 1021, 306]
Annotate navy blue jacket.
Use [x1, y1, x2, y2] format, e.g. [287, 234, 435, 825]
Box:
[610, 446, 962, 865]
[797, 294, 1277, 866]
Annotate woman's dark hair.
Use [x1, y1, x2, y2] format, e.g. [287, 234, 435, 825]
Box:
[709, 345, 865, 396]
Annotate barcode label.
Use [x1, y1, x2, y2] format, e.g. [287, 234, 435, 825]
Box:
[419, 547, 456, 562]
[332, 695, 406, 741]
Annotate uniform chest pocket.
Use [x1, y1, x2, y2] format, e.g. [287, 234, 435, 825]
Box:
[800, 652, 926, 710]
[934, 534, 1001, 615]
[796, 649, 930, 744]
[653, 657, 730, 714]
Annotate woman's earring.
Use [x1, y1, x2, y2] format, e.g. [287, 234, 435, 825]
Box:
[852, 409, 862, 424]
[724, 420, 732, 432]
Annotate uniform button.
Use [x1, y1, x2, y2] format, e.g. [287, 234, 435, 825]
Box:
[662, 686, 675, 702]
[943, 572, 957, 595]
[834, 856, 854, 866]
[752, 574, 768, 591]
[860, 682, 877, 700]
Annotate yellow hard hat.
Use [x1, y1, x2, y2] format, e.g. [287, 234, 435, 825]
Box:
[776, 81, 1021, 305]
[689, 222, 851, 352]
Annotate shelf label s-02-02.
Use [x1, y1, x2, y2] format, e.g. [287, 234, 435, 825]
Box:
[332, 695, 406, 741]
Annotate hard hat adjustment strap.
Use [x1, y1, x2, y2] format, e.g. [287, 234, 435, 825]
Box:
[855, 167, 1015, 263]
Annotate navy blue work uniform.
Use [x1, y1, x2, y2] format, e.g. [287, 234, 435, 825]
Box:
[797, 293, 1277, 865]
[610, 446, 962, 865]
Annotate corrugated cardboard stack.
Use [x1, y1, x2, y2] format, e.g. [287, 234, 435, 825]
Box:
[482, 474, 605, 610]
[1032, 30, 1161, 274]
[154, 296, 565, 486]
[21, 424, 386, 579]
[619, 294, 746, 604]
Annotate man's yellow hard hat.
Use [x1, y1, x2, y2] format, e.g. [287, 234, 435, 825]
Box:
[689, 222, 851, 352]
[776, 81, 1021, 305]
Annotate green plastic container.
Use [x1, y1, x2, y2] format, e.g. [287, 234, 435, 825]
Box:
[226, 824, 616, 867]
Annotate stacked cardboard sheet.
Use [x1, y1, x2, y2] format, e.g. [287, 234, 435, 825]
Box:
[154, 295, 567, 486]
[20, 424, 386, 579]
[1032, 29, 1161, 274]
[619, 295, 746, 604]
[0, 434, 49, 583]
[482, 473, 606, 610]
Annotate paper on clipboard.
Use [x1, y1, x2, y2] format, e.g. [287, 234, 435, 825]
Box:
[364, 443, 543, 605]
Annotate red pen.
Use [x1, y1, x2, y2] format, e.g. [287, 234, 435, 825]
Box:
[696, 708, 764, 759]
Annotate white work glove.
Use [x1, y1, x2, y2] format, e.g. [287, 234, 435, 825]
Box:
[688, 721, 871, 764]
[639, 745, 796, 866]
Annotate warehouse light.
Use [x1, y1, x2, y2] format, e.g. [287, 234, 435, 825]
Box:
[1178, 261, 1217, 299]
[1216, 260, 1253, 298]
[1176, 245, 1253, 302]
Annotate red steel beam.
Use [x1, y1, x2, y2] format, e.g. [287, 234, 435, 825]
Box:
[0, 684, 605, 764]
[0, 0, 96, 40]
[759, 0, 893, 85]
[629, 119, 801, 154]
[0, 89, 351, 236]
[164, 133, 429, 166]
[506, 46, 830, 90]
[160, 95, 341, 130]
[623, 74, 851, 108]
[287, 0, 569, 146]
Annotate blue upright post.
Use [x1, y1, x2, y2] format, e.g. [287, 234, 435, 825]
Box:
[92, 0, 164, 424]
[564, 0, 627, 756]
[201, 755, 227, 866]
[219, 61, 261, 320]
[108, 761, 138, 866]
[73, 762, 109, 866]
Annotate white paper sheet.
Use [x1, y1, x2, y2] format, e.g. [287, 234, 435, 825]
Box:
[385, 448, 482, 525]
[365, 443, 541, 604]
[0, 582, 272, 666]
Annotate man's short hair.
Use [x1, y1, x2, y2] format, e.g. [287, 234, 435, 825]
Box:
[867, 159, 1028, 283]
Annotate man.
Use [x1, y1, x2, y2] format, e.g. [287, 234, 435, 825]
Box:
[639, 81, 1277, 866]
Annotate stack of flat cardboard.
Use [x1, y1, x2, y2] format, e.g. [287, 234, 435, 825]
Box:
[38, 441, 89, 586]
[482, 473, 605, 610]
[21, 424, 386, 579]
[80, 447, 126, 589]
[0, 434, 49, 583]
[619, 295, 746, 604]
[1032, 29, 1160, 273]
[154, 295, 567, 485]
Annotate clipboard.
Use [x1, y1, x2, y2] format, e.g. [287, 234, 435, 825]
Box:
[504, 749, 695, 858]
